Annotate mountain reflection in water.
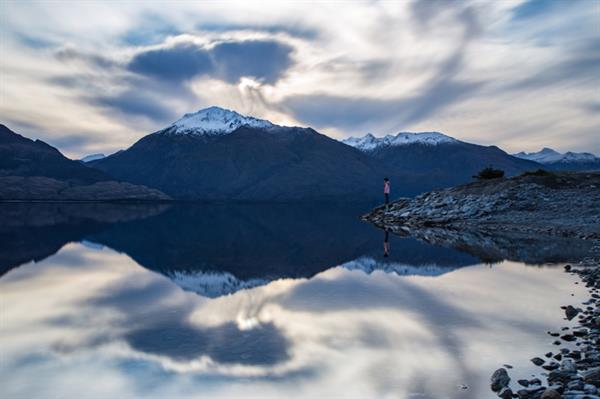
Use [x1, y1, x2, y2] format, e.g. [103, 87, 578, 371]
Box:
[0, 203, 592, 399]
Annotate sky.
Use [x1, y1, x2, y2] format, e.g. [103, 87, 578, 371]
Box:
[0, 0, 598, 158]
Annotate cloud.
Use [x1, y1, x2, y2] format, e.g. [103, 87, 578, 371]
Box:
[91, 90, 176, 123]
[509, 39, 600, 89]
[126, 322, 289, 365]
[128, 44, 213, 82]
[511, 0, 567, 20]
[55, 47, 118, 70]
[198, 21, 319, 40]
[14, 32, 55, 49]
[127, 39, 294, 85]
[120, 13, 181, 46]
[284, 28, 483, 133]
[211, 40, 294, 84]
[85, 277, 291, 367]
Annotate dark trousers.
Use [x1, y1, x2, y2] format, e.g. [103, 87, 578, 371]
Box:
[385, 193, 389, 204]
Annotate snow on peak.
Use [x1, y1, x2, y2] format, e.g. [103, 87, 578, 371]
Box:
[513, 148, 599, 164]
[165, 106, 275, 135]
[80, 153, 105, 162]
[342, 131, 458, 151]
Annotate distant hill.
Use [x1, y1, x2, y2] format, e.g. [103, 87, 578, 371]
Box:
[0, 124, 109, 183]
[0, 124, 170, 201]
[513, 147, 600, 171]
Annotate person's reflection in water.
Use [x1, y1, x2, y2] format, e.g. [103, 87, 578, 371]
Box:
[383, 228, 390, 257]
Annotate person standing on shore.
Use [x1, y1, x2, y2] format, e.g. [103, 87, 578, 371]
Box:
[384, 177, 390, 206]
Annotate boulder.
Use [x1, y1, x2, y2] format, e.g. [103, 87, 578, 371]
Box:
[491, 368, 511, 392]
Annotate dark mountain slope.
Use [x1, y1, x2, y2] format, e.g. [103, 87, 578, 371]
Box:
[0, 124, 108, 183]
[366, 141, 540, 188]
[91, 126, 391, 200]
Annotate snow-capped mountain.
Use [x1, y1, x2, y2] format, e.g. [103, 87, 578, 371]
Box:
[80, 153, 105, 163]
[342, 131, 458, 151]
[90, 107, 384, 200]
[513, 148, 599, 164]
[167, 270, 269, 298]
[341, 256, 461, 277]
[162, 106, 274, 136]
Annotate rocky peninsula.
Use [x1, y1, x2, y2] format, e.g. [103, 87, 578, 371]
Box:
[364, 171, 600, 240]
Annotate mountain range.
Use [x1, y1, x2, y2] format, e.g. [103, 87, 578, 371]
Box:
[88, 107, 543, 200]
[2, 106, 596, 201]
[513, 147, 600, 171]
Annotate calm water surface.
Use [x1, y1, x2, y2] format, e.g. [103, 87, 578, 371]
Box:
[0, 204, 590, 399]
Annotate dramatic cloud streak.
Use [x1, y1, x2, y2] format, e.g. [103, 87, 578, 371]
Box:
[0, 0, 598, 157]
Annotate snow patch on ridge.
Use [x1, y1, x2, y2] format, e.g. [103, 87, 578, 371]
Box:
[341, 256, 459, 277]
[342, 131, 458, 151]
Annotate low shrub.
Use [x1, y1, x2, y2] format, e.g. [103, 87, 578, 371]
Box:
[521, 169, 554, 177]
[473, 167, 505, 180]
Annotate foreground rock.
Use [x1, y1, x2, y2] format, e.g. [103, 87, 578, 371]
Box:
[364, 172, 600, 240]
[0, 176, 171, 201]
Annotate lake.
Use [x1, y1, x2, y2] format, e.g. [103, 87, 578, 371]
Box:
[0, 203, 591, 399]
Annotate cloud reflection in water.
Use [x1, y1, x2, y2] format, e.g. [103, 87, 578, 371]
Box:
[0, 241, 588, 399]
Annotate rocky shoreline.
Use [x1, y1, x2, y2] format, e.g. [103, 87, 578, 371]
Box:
[490, 243, 600, 399]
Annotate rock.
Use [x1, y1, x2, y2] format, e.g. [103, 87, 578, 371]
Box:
[565, 305, 580, 320]
[518, 379, 530, 387]
[540, 389, 561, 399]
[498, 387, 513, 399]
[491, 368, 511, 392]
[531, 357, 545, 366]
[542, 362, 560, 371]
[561, 334, 576, 342]
[561, 359, 577, 373]
[573, 328, 588, 337]
[582, 367, 600, 385]
[585, 383, 598, 394]
[540, 389, 562, 399]
[548, 369, 576, 383]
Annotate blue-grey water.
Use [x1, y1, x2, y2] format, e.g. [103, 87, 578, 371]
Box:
[0, 204, 590, 399]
